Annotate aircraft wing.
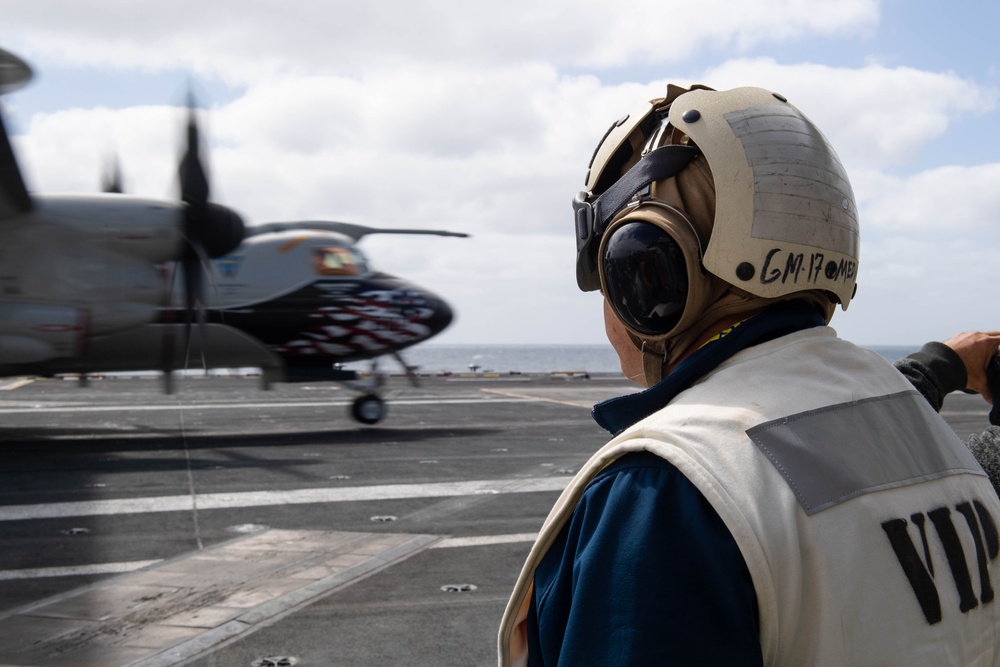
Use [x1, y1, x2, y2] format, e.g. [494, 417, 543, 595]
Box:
[246, 221, 468, 241]
[0, 48, 32, 219]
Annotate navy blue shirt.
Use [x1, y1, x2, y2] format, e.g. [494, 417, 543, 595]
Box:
[526, 303, 827, 666]
[527, 452, 763, 666]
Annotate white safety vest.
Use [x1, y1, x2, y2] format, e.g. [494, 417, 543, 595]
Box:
[499, 327, 1000, 666]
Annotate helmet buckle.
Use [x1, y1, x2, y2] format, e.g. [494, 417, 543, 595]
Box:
[573, 191, 598, 250]
[641, 116, 671, 157]
[625, 184, 652, 209]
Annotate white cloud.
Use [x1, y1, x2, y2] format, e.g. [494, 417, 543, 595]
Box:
[857, 163, 1000, 232]
[358, 232, 606, 345]
[6, 0, 1000, 346]
[837, 234, 998, 345]
[3, 0, 879, 78]
[12, 105, 180, 197]
[837, 161, 1000, 345]
[697, 58, 996, 169]
[11, 52, 999, 345]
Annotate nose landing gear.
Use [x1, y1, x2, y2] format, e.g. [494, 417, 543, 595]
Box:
[344, 352, 419, 425]
[351, 393, 386, 425]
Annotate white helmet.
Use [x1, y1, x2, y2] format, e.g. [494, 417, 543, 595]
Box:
[574, 84, 859, 342]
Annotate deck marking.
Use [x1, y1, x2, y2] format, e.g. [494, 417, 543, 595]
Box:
[480, 387, 594, 409]
[0, 378, 35, 391]
[0, 477, 569, 522]
[0, 532, 543, 581]
[0, 396, 532, 414]
[0, 560, 162, 580]
[0, 533, 544, 580]
[431, 533, 538, 548]
[0, 530, 435, 667]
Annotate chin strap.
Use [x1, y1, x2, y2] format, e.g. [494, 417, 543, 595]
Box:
[640, 339, 669, 386]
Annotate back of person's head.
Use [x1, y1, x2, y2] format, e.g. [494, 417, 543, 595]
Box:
[573, 84, 859, 383]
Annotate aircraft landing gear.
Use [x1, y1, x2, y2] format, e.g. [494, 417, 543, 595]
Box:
[345, 352, 417, 425]
[351, 393, 386, 425]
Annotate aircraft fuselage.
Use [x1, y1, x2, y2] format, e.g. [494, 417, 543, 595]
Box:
[0, 227, 454, 378]
[0, 195, 184, 366]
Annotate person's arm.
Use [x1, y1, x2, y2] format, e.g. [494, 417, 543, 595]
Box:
[895, 331, 1000, 494]
[938, 331, 1000, 403]
[528, 452, 762, 666]
[893, 342, 968, 412]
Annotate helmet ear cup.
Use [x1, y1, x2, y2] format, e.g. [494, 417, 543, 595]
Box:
[598, 204, 711, 340]
[601, 222, 688, 335]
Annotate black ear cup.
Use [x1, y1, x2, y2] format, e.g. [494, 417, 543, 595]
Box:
[601, 221, 689, 336]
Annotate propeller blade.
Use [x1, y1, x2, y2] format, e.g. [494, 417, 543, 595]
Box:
[180, 247, 210, 371]
[101, 154, 124, 194]
[159, 266, 180, 393]
[179, 96, 209, 209]
[172, 91, 245, 378]
[0, 48, 32, 96]
[175, 96, 210, 373]
[177, 97, 244, 257]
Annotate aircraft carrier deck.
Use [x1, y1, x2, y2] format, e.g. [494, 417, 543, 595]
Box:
[0, 373, 993, 666]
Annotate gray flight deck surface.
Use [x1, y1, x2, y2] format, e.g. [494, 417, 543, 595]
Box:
[0, 373, 993, 666]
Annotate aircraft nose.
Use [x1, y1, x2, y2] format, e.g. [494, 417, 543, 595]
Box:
[425, 293, 454, 336]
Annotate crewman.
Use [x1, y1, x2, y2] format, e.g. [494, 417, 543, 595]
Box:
[499, 85, 1000, 666]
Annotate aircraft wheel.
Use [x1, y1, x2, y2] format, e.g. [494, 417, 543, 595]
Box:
[352, 393, 386, 424]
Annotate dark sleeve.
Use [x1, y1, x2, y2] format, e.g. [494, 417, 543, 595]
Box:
[895, 343, 1000, 497]
[527, 451, 762, 667]
[894, 342, 968, 412]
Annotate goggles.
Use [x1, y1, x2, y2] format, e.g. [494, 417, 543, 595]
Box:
[574, 145, 700, 292]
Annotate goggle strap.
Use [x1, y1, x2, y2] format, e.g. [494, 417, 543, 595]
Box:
[591, 145, 700, 235]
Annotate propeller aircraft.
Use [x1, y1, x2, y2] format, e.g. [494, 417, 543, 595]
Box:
[0, 47, 466, 424]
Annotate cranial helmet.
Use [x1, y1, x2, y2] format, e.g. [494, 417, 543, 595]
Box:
[573, 84, 860, 380]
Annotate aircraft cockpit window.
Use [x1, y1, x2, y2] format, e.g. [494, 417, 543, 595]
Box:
[313, 246, 369, 276]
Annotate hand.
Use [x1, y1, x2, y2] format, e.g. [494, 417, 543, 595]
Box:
[942, 331, 1000, 404]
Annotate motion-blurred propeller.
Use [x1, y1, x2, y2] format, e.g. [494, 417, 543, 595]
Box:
[101, 154, 124, 194]
[167, 94, 246, 381]
[0, 48, 32, 95]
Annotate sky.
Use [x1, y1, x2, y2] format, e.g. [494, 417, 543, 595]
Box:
[1, 0, 998, 347]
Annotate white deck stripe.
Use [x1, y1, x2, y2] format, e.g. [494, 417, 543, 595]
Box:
[0, 477, 569, 522]
[0, 396, 532, 414]
[431, 533, 538, 548]
[0, 533, 541, 580]
[0, 560, 162, 580]
[0, 378, 35, 391]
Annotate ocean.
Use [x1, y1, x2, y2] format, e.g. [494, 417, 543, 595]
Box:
[341, 344, 922, 376]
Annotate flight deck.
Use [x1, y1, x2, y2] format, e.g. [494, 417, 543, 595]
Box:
[0, 374, 992, 666]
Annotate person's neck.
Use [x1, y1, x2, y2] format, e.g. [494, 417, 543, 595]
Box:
[657, 309, 766, 383]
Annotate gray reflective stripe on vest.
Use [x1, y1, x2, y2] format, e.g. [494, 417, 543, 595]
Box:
[747, 390, 985, 515]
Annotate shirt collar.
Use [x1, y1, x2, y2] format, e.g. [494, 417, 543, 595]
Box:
[592, 301, 827, 435]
